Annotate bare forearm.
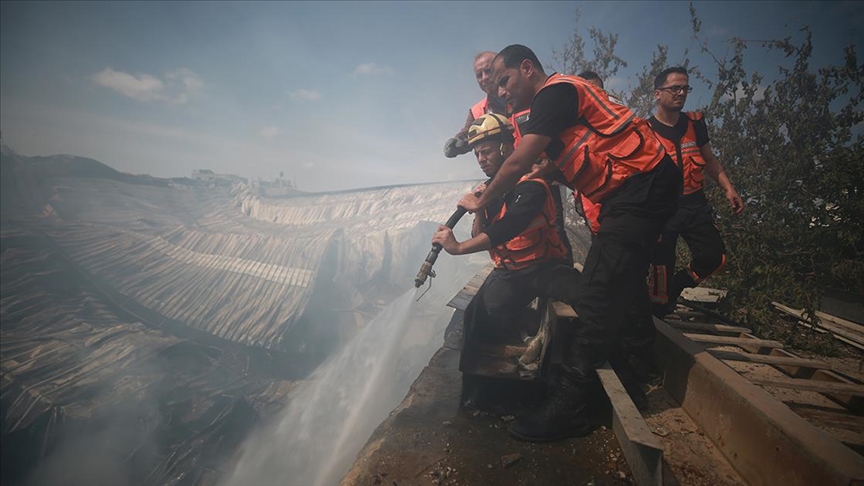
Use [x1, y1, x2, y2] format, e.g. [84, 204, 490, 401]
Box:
[702, 144, 744, 214]
[712, 168, 736, 194]
[703, 145, 735, 192]
[452, 233, 492, 255]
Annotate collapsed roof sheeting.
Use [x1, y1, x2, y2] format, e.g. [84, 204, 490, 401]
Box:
[0, 230, 294, 485]
[3, 150, 477, 349]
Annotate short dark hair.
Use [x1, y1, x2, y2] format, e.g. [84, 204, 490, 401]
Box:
[654, 67, 689, 89]
[496, 44, 545, 74]
[578, 70, 603, 88]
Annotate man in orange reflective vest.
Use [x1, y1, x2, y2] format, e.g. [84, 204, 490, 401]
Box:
[648, 67, 744, 317]
[433, 114, 576, 333]
[444, 52, 512, 158]
[573, 70, 605, 237]
[459, 45, 681, 442]
[508, 107, 574, 266]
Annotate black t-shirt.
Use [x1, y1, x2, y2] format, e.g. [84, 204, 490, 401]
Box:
[481, 179, 548, 247]
[648, 114, 710, 146]
[521, 83, 581, 160]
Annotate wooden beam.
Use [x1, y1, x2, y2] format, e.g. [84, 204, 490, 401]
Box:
[683, 333, 784, 349]
[665, 321, 750, 335]
[772, 302, 864, 350]
[654, 318, 864, 486]
[551, 301, 577, 318]
[446, 264, 494, 310]
[680, 286, 727, 303]
[708, 350, 830, 370]
[748, 377, 864, 398]
[597, 363, 663, 486]
[789, 405, 864, 431]
[809, 369, 864, 413]
[815, 310, 864, 336]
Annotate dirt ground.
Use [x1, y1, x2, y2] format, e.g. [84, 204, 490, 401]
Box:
[341, 301, 863, 486]
[341, 340, 745, 486]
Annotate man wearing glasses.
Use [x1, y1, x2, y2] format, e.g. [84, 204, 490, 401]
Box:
[647, 67, 745, 317]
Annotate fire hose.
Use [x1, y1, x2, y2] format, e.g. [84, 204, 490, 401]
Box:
[413, 206, 468, 288]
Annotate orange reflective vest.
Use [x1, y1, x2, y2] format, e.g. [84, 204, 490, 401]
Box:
[539, 74, 666, 203]
[578, 191, 601, 234]
[510, 108, 531, 146]
[471, 96, 511, 120]
[470, 98, 489, 120]
[487, 177, 568, 270]
[651, 112, 707, 195]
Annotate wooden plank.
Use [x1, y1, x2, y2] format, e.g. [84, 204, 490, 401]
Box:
[748, 377, 864, 398]
[772, 302, 864, 349]
[680, 286, 727, 303]
[791, 318, 864, 352]
[708, 350, 831, 370]
[666, 321, 750, 335]
[597, 363, 663, 486]
[683, 334, 784, 349]
[447, 265, 494, 310]
[789, 405, 864, 431]
[815, 310, 864, 336]
[551, 301, 577, 318]
[824, 428, 864, 449]
[654, 318, 864, 486]
[446, 294, 473, 311]
[809, 368, 864, 413]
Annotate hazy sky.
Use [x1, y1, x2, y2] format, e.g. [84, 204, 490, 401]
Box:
[1, 1, 860, 192]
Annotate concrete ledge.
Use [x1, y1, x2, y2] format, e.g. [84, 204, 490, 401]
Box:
[655, 318, 864, 486]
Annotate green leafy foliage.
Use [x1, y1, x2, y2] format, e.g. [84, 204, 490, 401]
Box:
[700, 29, 864, 338]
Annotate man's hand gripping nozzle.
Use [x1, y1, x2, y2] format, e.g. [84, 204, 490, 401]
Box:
[414, 206, 469, 298]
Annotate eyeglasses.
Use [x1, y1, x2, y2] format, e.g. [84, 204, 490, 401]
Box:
[658, 85, 693, 94]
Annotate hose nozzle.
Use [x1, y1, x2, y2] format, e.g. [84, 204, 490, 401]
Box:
[414, 251, 439, 288]
[413, 200, 472, 288]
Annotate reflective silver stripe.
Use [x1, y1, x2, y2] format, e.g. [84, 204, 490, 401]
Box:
[584, 84, 621, 120]
[608, 112, 636, 136]
[559, 130, 593, 169]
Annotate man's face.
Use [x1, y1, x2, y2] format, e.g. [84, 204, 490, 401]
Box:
[493, 58, 530, 111]
[473, 140, 507, 178]
[655, 72, 690, 112]
[474, 54, 496, 97]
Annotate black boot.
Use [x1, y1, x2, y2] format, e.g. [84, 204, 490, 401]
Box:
[508, 374, 595, 442]
[628, 343, 661, 384]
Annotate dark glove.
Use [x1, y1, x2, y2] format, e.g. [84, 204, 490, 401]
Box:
[444, 136, 470, 158]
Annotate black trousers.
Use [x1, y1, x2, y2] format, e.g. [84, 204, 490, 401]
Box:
[471, 260, 580, 331]
[561, 156, 681, 383]
[648, 190, 727, 314]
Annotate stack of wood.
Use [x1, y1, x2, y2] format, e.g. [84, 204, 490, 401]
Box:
[772, 301, 864, 352]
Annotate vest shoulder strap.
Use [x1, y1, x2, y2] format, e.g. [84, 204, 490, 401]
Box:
[685, 111, 703, 122]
